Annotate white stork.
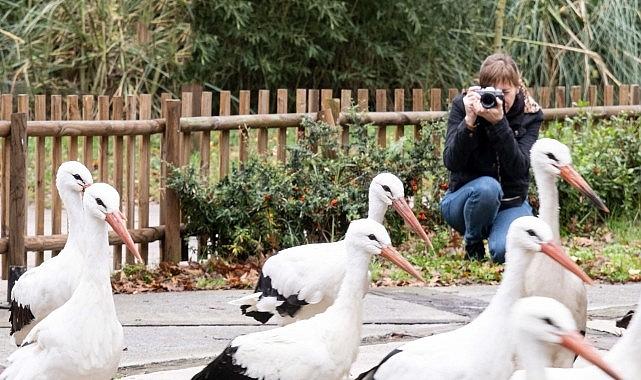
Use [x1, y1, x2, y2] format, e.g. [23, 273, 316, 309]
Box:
[356, 216, 592, 380]
[512, 290, 641, 380]
[0, 183, 141, 380]
[191, 218, 424, 380]
[231, 172, 431, 325]
[509, 297, 621, 380]
[9, 161, 94, 345]
[525, 138, 609, 367]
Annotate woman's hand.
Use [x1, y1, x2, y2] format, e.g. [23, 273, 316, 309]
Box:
[463, 86, 481, 130]
[475, 96, 504, 125]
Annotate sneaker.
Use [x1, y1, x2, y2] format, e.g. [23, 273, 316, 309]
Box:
[465, 241, 486, 261]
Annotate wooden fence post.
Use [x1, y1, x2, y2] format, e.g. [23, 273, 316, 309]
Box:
[394, 89, 404, 140]
[588, 85, 598, 106]
[163, 100, 182, 263]
[257, 90, 269, 156]
[112, 96, 124, 269]
[339, 90, 351, 150]
[125, 96, 137, 264]
[82, 95, 94, 172]
[219, 91, 231, 179]
[51, 96, 62, 257]
[159, 93, 171, 260]
[34, 95, 46, 266]
[0, 95, 10, 279]
[276, 89, 288, 162]
[375, 89, 387, 148]
[238, 91, 250, 163]
[180, 92, 193, 166]
[200, 91, 213, 178]
[139, 94, 152, 263]
[631, 85, 640, 105]
[98, 95, 110, 182]
[412, 89, 424, 140]
[7, 112, 27, 302]
[295, 89, 307, 141]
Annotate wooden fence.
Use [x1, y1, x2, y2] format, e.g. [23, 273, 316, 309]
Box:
[0, 84, 640, 280]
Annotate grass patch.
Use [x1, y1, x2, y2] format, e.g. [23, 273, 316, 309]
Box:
[110, 216, 640, 292]
[568, 217, 641, 283]
[195, 276, 227, 290]
[374, 216, 641, 286]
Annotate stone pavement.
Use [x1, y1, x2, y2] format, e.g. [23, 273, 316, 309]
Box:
[0, 282, 637, 379]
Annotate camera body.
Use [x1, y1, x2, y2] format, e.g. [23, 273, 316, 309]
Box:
[474, 87, 504, 109]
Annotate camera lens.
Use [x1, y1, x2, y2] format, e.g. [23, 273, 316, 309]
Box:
[480, 93, 497, 109]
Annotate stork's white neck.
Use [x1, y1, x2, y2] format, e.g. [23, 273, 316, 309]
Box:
[76, 213, 115, 299]
[474, 244, 533, 361]
[307, 241, 368, 363]
[488, 247, 532, 313]
[331, 244, 370, 312]
[367, 192, 388, 224]
[534, 168, 561, 243]
[59, 187, 85, 248]
[517, 331, 550, 380]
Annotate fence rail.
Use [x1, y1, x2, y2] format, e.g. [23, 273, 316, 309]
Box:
[0, 84, 639, 280]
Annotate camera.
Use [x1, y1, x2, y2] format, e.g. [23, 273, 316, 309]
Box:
[474, 87, 504, 109]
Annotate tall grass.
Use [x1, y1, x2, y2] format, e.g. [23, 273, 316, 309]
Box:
[0, 0, 192, 96]
[0, 0, 640, 95]
[505, 0, 641, 88]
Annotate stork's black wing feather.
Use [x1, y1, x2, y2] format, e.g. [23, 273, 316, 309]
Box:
[241, 273, 308, 324]
[192, 345, 258, 380]
[616, 310, 635, 329]
[355, 348, 403, 380]
[9, 300, 35, 338]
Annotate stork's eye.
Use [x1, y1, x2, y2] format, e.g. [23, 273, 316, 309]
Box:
[72, 174, 82, 181]
[367, 234, 377, 241]
[542, 317, 559, 328]
[526, 229, 537, 237]
[381, 185, 391, 193]
[96, 198, 106, 208]
[546, 153, 559, 162]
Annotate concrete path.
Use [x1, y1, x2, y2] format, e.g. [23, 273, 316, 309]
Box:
[0, 282, 636, 379]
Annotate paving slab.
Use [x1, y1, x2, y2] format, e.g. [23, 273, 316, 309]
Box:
[0, 281, 637, 378]
[124, 367, 204, 380]
[113, 290, 467, 326]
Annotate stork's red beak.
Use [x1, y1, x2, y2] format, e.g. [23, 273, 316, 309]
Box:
[391, 197, 433, 250]
[380, 245, 424, 283]
[105, 211, 144, 264]
[558, 165, 609, 213]
[559, 331, 622, 380]
[540, 241, 592, 284]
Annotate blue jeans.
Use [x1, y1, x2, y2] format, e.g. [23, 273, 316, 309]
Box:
[440, 176, 533, 263]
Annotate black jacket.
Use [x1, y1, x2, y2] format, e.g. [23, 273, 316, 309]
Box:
[443, 92, 543, 206]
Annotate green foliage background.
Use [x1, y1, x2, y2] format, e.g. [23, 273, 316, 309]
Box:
[169, 114, 641, 260]
[168, 115, 447, 259]
[541, 114, 641, 229]
[1, 0, 640, 96]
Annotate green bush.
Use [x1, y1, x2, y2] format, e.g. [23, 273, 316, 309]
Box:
[168, 114, 448, 260]
[539, 114, 641, 230]
[169, 110, 641, 260]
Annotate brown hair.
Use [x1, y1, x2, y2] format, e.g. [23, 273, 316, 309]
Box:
[478, 53, 521, 88]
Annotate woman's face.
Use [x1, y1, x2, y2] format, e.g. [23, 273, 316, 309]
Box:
[493, 81, 518, 112]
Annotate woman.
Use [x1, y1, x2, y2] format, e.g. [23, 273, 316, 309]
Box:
[441, 53, 543, 262]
